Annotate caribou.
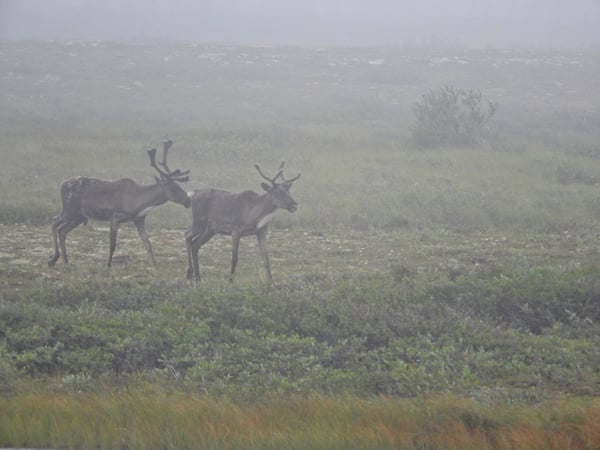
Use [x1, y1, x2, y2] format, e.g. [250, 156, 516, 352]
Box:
[186, 162, 300, 283]
[48, 140, 191, 268]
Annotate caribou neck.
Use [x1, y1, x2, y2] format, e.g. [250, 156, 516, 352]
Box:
[132, 183, 168, 216]
[249, 193, 278, 228]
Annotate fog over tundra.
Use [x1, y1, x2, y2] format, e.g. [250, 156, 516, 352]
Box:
[1, 0, 599, 48]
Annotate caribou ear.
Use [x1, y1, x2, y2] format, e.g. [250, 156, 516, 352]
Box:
[261, 182, 270, 192]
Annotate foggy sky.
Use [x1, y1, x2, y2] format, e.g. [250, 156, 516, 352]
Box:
[1, 0, 599, 48]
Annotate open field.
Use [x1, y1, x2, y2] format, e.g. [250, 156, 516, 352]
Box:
[2, 42, 600, 447]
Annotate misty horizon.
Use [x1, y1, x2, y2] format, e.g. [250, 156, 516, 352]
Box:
[1, 0, 599, 48]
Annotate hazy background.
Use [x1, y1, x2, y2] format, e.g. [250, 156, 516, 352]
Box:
[1, 0, 599, 48]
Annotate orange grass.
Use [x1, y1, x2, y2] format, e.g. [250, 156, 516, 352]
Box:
[1, 389, 600, 449]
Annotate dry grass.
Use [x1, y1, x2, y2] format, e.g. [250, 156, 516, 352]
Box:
[2, 390, 600, 449]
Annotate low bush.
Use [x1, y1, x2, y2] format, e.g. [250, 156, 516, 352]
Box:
[412, 85, 497, 148]
[2, 265, 600, 399]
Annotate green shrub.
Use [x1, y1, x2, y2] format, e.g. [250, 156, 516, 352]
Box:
[3, 267, 600, 399]
[412, 85, 497, 148]
[0, 343, 17, 393]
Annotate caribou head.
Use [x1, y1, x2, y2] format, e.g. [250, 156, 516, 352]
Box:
[255, 161, 301, 213]
[147, 140, 191, 208]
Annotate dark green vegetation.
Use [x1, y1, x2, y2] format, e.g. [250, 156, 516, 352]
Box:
[1, 42, 600, 447]
[3, 252, 600, 400]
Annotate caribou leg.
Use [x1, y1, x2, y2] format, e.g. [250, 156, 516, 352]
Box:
[185, 227, 214, 281]
[49, 217, 85, 266]
[256, 228, 272, 283]
[49, 220, 61, 266]
[133, 216, 156, 268]
[107, 218, 120, 267]
[229, 232, 242, 282]
[58, 218, 86, 264]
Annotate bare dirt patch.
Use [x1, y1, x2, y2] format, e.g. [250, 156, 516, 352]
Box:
[2, 224, 599, 293]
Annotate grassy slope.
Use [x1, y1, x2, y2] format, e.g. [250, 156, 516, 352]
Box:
[1, 43, 600, 231]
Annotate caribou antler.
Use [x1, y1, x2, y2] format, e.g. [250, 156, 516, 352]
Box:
[159, 140, 173, 173]
[147, 141, 190, 182]
[278, 160, 300, 183]
[255, 163, 283, 185]
[256, 161, 300, 185]
[147, 148, 167, 178]
[281, 172, 301, 183]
